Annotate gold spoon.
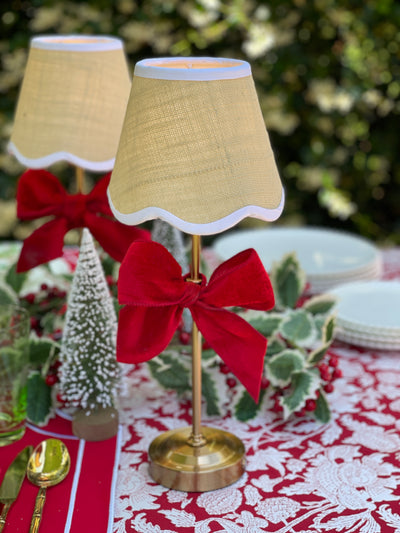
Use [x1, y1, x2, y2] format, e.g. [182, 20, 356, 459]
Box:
[27, 439, 71, 533]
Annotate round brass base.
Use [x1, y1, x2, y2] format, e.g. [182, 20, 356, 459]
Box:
[149, 426, 245, 492]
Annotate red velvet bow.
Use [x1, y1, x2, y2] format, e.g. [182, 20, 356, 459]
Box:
[117, 241, 275, 402]
[16, 169, 150, 272]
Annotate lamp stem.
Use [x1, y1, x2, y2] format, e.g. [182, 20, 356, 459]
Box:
[75, 166, 85, 194]
[75, 166, 84, 244]
[189, 235, 206, 447]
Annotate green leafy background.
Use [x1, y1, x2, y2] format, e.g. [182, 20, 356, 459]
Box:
[0, 0, 399, 244]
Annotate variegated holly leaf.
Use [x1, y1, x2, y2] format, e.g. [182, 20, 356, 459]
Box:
[29, 336, 59, 370]
[27, 371, 54, 426]
[279, 309, 317, 347]
[234, 388, 266, 421]
[0, 281, 17, 304]
[281, 369, 320, 418]
[303, 293, 337, 316]
[270, 252, 306, 310]
[322, 314, 336, 343]
[307, 342, 331, 365]
[201, 368, 223, 416]
[266, 336, 286, 356]
[314, 390, 331, 423]
[148, 350, 191, 395]
[244, 310, 283, 337]
[5, 262, 28, 295]
[266, 349, 305, 387]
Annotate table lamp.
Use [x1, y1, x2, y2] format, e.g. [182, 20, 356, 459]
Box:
[108, 57, 284, 491]
[8, 34, 131, 190]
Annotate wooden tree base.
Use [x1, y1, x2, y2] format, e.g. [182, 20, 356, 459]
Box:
[72, 406, 119, 441]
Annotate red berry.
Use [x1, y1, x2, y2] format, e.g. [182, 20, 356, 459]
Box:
[321, 371, 331, 382]
[295, 407, 306, 417]
[24, 293, 36, 304]
[329, 355, 339, 367]
[40, 283, 48, 291]
[202, 339, 211, 350]
[332, 367, 343, 379]
[30, 316, 39, 328]
[261, 376, 270, 389]
[315, 389, 321, 398]
[45, 373, 58, 386]
[50, 360, 62, 370]
[226, 377, 237, 388]
[106, 275, 115, 286]
[220, 363, 230, 374]
[318, 363, 330, 381]
[179, 331, 191, 345]
[324, 382, 334, 393]
[305, 399, 317, 411]
[57, 303, 68, 316]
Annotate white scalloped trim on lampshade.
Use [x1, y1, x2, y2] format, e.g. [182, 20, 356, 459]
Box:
[8, 35, 131, 172]
[108, 57, 284, 235]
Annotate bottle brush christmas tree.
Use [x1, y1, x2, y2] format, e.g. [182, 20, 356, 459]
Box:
[59, 228, 120, 440]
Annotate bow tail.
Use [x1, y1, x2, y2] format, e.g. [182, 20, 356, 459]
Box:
[86, 213, 150, 263]
[117, 305, 183, 363]
[17, 218, 69, 272]
[191, 305, 267, 403]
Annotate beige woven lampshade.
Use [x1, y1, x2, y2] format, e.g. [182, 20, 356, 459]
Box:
[108, 57, 284, 234]
[8, 35, 131, 172]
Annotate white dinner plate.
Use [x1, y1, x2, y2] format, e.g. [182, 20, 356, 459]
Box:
[213, 227, 381, 283]
[330, 281, 400, 331]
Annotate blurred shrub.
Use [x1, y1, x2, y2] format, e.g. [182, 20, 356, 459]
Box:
[0, 0, 399, 244]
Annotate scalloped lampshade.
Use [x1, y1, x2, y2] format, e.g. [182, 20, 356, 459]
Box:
[8, 35, 131, 172]
[108, 57, 284, 234]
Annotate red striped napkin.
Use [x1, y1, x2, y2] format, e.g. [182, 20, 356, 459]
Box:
[0, 414, 121, 532]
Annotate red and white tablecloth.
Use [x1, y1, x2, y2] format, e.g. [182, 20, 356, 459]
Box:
[113, 249, 400, 533]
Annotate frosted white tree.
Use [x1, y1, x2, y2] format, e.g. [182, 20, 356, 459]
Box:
[59, 228, 120, 413]
[152, 220, 192, 333]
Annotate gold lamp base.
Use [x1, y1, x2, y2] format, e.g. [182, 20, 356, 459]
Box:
[149, 426, 245, 492]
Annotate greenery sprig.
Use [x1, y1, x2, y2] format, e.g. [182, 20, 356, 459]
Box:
[148, 252, 338, 423]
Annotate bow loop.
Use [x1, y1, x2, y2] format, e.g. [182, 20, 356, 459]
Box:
[117, 241, 275, 402]
[61, 193, 87, 226]
[16, 169, 150, 272]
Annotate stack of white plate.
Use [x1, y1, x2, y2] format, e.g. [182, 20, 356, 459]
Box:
[213, 227, 382, 294]
[329, 281, 400, 350]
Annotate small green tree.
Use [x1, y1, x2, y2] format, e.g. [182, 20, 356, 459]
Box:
[58, 228, 120, 413]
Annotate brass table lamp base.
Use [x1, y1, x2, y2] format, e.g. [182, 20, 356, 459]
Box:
[149, 426, 245, 492]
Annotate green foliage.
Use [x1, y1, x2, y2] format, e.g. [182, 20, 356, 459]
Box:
[234, 388, 266, 422]
[201, 369, 221, 417]
[0, 281, 17, 304]
[148, 351, 191, 396]
[314, 391, 331, 424]
[246, 311, 282, 337]
[279, 309, 317, 347]
[28, 336, 59, 369]
[271, 254, 306, 310]
[149, 251, 337, 424]
[5, 263, 27, 294]
[26, 371, 53, 426]
[281, 370, 320, 419]
[267, 349, 305, 387]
